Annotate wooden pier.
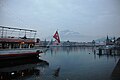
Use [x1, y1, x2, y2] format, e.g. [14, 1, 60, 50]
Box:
[111, 59, 120, 79]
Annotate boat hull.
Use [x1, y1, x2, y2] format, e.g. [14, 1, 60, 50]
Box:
[0, 51, 41, 60]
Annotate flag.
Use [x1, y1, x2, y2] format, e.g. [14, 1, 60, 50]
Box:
[53, 31, 60, 43]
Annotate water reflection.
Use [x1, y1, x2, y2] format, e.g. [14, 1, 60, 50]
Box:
[96, 48, 120, 61]
[0, 57, 49, 80]
[49, 47, 92, 55]
[53, 66, 61, 78]
[49, 47, 120, 58]
[1, 47, 119, 80]
[40, 47, 120, 80]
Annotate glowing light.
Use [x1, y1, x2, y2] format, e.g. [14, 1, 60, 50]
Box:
[21, 42, 25, 44]
[11, 72, 15, 75]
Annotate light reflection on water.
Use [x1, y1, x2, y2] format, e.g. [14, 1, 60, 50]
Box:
[0, 47, 120, 80]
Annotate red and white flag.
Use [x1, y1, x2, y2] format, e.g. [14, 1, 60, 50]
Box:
[53, 31, 60, 43]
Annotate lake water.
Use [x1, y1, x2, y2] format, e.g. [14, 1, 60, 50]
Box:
[33, 47, 119, 80]
[0, 47, 120, 80]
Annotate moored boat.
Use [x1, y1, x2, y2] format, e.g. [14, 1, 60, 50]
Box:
[0, 49, 42, 60]
[0, 26, 42, 60]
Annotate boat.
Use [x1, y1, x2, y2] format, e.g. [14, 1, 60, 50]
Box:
[0, 49, 42, 60]
[0, 26, 43, 60]
[0, 26, 61, 60]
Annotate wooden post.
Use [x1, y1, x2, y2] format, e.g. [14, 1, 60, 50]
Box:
[99, 48, 102, 55]
[28, 44, 31, 48]
[20, 44, 22, 49]
[9, 43, 11, 49]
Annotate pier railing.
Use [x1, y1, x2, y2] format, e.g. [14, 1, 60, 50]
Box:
[0, 26, 37, 49]
[0, 26, 36, 39]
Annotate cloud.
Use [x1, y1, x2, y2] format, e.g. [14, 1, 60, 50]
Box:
[0, 0, 120, 41]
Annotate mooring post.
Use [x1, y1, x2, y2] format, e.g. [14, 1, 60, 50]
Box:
[99, 48, 102, 55]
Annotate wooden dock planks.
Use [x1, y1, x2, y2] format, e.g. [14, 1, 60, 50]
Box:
[112, 59, 120, 78]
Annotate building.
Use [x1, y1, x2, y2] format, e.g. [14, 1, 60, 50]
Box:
[106, 35, 115, 45]
[116, 37, 120, 46]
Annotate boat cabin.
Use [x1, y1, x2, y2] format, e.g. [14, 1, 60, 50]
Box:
[0, 26, 37, 49]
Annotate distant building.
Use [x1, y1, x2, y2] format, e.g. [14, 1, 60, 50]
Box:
[106, 35, 115, 45]
[116, 37, 120, 46]
[92, 40, 95, 46]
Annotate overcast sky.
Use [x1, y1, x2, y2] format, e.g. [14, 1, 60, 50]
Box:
[0, 0, 120, 41]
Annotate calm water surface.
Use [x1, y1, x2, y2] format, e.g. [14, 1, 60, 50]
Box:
[35, 47, 119, 80]
[0, 47, 120, 80]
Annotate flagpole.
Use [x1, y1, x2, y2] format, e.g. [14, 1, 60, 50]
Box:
[42, 39, 51, 53]
[42, 30, 60, 53]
